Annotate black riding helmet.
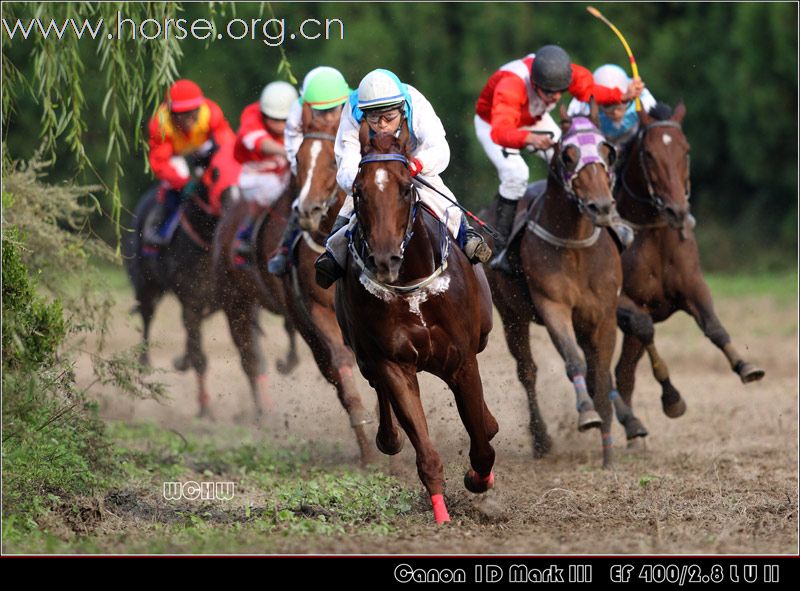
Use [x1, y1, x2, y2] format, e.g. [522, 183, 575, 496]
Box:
[532, 45, 572, 92]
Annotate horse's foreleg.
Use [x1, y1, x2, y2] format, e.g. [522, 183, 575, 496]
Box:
[535, 300, 601, 432]
[276, 316, 300, 375]
[309, 304, 376, 465]
[224, 300, 270, 418]
[500, 316, 550, 456]
[377, 363, 448, 524]
[683, 282, 765, 384]
[617, 301, 685, 418]
[182, 304, 210, 418]
[447, 358, 496, 494]
[136, 296, 157, 367]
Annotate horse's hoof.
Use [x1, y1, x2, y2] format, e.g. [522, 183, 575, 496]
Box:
[375, 431, 404, 456]
[662, 397, 687, 418]
[138, 354, 151, 368]
[276, 354, 299, 375]
[197, 406, 214, 421]
[623, 417, 649, 440]
[464, 469, 495, 494]
[737, 362, 765, 384]
[577, 410, 602, 431]
[531, 431, 553, 458]
[173, 354, 190, 372]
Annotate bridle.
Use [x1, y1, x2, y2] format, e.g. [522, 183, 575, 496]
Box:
[298, 131, 340, 218]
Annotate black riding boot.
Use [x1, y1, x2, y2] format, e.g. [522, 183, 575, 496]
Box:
[267, 209, 300, 276]
[144, 199, 169, 247]
[488, 194, 518, 273]
[314, 215, 350, 289]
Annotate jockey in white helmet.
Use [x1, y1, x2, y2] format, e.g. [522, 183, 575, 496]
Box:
[314, 69, 491, 288]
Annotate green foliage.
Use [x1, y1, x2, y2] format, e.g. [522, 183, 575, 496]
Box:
[1, 228, 65, 369]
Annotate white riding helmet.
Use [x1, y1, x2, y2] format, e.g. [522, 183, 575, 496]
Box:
[259, 81, 299, 119]
[356, 69, 405, 111]
[593, 64, 630, 93]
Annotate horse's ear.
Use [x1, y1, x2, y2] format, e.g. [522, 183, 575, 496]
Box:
[559, 104, 571, 134]
[638, 106, 654, 127]
[588, 97, 600, 128]
[672, 102, 686, 124]
[398, 117, 411, 155]
[358, 117, 371, 155]
[301, 101, 313, 131]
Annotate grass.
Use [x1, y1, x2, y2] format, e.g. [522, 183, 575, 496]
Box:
[705, 270, 797, 307]
[3, 420, 417, 554]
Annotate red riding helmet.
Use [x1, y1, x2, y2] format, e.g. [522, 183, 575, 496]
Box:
[168, 79, 204, 113]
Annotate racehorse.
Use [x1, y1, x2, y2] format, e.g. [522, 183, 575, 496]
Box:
[212, 184, 300, 421]
[335, 120, 497, 524]
[125, 153, 223, 418]
[276, 104, 376, 464]
[614, 102, 765, 421]
[482, 103, 646, 468]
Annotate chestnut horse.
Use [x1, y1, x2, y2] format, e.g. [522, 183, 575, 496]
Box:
[212, 185, 300, 420]
[483, 105, 646, 467]
[335, 122, 496, 524]
[277, 104, 376, 464]
[614, 102, 765, 421]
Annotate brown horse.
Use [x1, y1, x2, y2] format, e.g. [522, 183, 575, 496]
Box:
[212, 185, 300, 420]
[483, 104, 645, 468]
[614, 102, 765, 421]
[276, 104, 376, 464]
[335, 121, 497, 523]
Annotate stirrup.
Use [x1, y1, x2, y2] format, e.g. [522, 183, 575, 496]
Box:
[489, 247, 513, 274]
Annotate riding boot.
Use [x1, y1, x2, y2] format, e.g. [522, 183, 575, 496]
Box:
[267, 209, 300, 276]
[461, 217, 492, 264]
[315, 215, 350, 289]
[143, 199, 169, 247]
[488, 194, 518, 273]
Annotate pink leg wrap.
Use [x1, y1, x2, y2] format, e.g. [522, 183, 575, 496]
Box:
[431, 494, 450, 524]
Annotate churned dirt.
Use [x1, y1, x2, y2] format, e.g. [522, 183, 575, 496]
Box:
[78, 285, 797, 555]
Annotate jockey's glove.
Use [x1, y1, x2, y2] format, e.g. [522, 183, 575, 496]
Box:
[179, 178, 201, 201]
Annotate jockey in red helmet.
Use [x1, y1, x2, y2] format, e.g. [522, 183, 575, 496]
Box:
[144, 79, 235, 247]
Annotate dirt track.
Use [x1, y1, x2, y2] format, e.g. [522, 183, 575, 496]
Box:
[79, 286, 798, 554]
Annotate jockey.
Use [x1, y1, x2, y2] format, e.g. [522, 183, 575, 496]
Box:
[267, 66, 351, 276]
[232, 80, 298, 261]
[567, 64, 657, 148]
[144, 79, 235, 247]
[474, 45, 645, 272]
[314, 69, 492, 289]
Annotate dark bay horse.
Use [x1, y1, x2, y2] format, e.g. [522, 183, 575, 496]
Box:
[482, 105, 645, 467]
[276, 104, 376, 464]
[212, 184, 300, 420]
[614, 102, 765, 421]
[125, 175, 221, 417]
[335, 121, 497, 524]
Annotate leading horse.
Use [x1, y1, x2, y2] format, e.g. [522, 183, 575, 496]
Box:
[483, 104, 646, 467]
[614, 102, 765, 422]
[335, 121, 497, 523]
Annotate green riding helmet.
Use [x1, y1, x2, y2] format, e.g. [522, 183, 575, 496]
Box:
[302, 67, 351, 110]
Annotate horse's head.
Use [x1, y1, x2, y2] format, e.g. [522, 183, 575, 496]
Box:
[635, 102, 691, 229]
[353, 118, 415, 283]
[296, 103, 341, 233]
[556, 103, 618, 227]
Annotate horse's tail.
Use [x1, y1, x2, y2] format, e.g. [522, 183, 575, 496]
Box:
[123, 184, 160, 300]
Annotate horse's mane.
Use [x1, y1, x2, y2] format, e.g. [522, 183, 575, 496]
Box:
[648, 102, 673, 121]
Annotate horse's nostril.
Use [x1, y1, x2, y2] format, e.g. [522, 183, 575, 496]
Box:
[390, 255, 403, 265]
[367, 255, 376, 268]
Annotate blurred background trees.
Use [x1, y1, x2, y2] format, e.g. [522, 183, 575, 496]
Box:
[4, 1, 797, 271]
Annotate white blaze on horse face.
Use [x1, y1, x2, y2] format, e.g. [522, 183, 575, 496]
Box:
[662, 133, 673, 146]
[297, 140, 322, 207]
[374, 168, 388, 193]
